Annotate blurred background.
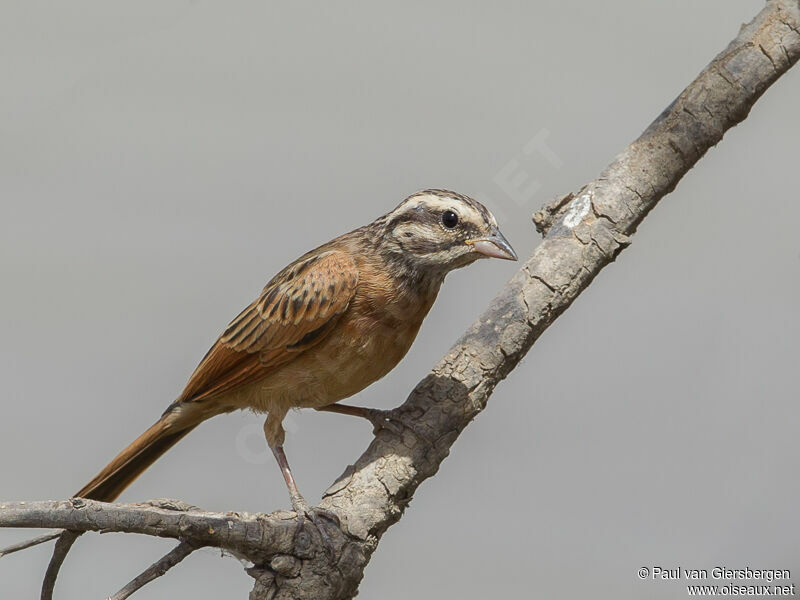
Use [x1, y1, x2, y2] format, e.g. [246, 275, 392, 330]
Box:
[1, 1, 798, 598]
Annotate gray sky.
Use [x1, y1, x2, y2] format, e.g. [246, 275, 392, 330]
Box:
[1, 1, 798, 598]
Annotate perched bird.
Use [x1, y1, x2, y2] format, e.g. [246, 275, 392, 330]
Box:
[75, 189, 516, 527]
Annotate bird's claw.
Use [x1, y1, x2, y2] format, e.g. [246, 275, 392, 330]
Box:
[291, 498, 339, 559]
[363, 408, 433, 446]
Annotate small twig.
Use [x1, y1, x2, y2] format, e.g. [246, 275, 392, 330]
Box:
[0, 530, 62, 557]
[106, 540, 200, 600]
[41, 530, 80, 600]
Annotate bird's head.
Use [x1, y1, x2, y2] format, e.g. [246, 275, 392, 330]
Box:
[377, 189, 517, 273]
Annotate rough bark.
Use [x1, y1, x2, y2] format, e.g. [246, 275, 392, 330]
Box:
[2, 1, 799, 598]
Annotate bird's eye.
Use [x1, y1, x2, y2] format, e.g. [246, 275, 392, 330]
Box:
[441, 210, 459, 229]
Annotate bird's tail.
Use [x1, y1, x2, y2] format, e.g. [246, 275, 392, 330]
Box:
[0, 404, 207, 582]
[75, 405, 202, 502]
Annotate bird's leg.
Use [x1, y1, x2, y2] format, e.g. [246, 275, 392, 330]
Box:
[316, 403, 432, 445]
[316, 403, 402, 434]
[263, 416, 338, 555]
[269, 444, 311, 515]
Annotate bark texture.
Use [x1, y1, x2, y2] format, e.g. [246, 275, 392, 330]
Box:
[2, 1, 799, 598]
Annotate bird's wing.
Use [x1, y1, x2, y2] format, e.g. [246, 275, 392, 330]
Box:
[176, 250, 359, 403]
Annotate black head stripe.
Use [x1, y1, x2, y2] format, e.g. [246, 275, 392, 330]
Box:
[386, 204, 436, 231]
[404, 238, 452, 254]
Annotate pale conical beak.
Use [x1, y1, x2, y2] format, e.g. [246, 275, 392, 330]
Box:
[466, 228, 518, 261]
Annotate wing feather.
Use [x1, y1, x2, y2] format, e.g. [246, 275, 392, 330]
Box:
[177, 250, 359, 403]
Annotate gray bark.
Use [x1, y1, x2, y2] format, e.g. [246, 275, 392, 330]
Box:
[2, 1, 799, 598]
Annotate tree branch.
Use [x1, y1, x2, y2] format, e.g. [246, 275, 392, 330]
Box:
[0, 531, 62, 558]
[41, 531, 79, 600]
[0, 499, 299, 561]
[107, 540, 199, 600]
[2, 1, 799, 599]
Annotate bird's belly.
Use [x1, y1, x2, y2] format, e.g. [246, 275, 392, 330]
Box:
[249, 317, 419, 413]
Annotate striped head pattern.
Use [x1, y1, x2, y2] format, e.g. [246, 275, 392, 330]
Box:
[375, 189, 517, 272]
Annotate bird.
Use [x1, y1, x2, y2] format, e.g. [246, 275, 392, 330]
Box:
[73, 189, 516, 529]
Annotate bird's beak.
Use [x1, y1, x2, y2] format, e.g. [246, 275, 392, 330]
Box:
[466, 228, 518, 261]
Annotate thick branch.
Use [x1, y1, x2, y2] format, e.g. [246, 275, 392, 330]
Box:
[313, 0, 800, 595]
[0, 499, 298, 562]
[2, 2, 799, 599]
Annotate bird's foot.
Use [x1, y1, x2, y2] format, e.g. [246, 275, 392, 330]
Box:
[362, 408, 433, 446]
[290, 495, 338, 558]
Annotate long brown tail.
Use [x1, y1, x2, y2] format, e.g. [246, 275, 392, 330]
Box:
[75, 406, 202, 502]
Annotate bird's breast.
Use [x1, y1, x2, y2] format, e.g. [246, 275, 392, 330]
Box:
[252, 274, 440, 412]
